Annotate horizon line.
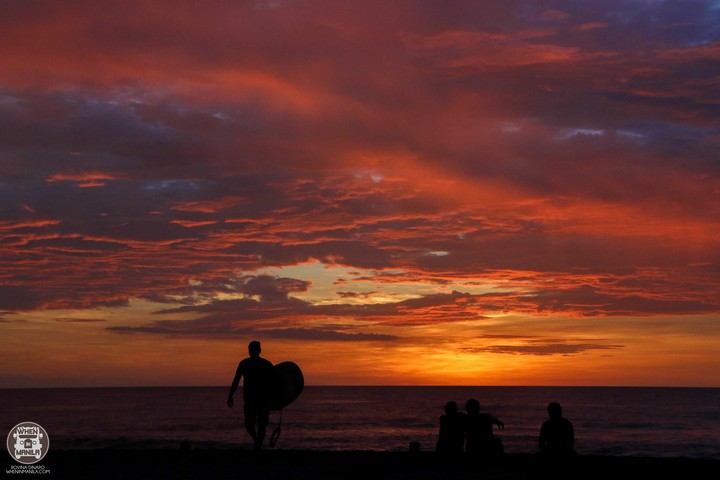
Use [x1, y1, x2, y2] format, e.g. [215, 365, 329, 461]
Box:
[2, 384, 718, 390]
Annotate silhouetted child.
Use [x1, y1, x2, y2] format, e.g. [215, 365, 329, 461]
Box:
[464, 398, 504, 459]
[435, 401, 466, 454]
[538, 402, 575, 457]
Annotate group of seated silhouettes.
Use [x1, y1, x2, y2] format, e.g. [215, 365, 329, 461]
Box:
[436, 399, 575, 459]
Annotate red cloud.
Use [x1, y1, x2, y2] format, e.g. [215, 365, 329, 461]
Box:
[0, 0, 717, 326]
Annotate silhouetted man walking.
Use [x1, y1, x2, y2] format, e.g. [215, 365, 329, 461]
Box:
[228, 340, 274, 450]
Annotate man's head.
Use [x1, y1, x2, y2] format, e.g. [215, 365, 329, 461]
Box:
[548, 402, 562, 419]
[465, 398, 480, 414]
[248, 340, 262, 358]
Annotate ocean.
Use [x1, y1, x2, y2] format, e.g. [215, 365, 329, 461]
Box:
[1, 387, 718, 459]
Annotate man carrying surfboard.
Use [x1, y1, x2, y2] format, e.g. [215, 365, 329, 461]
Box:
[227, 340, 274, 451]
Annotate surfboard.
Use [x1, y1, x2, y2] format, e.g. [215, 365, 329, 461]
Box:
[270, 361, 304, 411]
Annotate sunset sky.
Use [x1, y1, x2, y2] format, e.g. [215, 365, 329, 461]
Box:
[1, 1, 719, 388]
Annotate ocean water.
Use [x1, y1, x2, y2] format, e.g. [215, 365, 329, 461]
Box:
[1, 386, 718, 459]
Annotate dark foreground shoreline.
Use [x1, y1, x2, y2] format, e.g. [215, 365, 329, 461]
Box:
[4, 449, 718, 479]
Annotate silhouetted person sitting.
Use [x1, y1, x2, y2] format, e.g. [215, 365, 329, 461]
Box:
[228, 340, 274, 451]
[464, 398, 504, 459]
[436, 401, 466, 455]
[538, 402, 575, 457]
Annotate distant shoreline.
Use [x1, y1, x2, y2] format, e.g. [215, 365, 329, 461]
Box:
[8, 449, 718, 480]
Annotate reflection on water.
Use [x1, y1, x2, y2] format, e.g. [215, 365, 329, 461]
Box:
[1, 386, 718, 458]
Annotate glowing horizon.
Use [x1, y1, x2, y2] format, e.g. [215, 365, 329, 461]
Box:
[1, 1, 719, 388]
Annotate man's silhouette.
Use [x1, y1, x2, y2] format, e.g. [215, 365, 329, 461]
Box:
[464, 398, 504, 459]
[436, 400, 466, 454]
[538, 402, 575, 456]
[227, 340, 274, 450]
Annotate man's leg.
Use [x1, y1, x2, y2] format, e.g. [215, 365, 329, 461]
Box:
[243, 403, 258, 443]
[256, 407, 270, 449]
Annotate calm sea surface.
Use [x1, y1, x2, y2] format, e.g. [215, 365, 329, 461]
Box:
[1, 387, 718, 458]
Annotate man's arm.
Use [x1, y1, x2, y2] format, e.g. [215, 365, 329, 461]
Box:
[492, 415, 505, 430]
[227, 362, 243, 408]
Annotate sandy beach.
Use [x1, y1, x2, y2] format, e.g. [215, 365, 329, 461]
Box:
[6, 448, 717, 480]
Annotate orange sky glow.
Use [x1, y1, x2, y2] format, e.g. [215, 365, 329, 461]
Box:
[1, 1, 719, 388]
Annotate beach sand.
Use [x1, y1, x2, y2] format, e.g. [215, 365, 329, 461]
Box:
[4, 448, 717, 479]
